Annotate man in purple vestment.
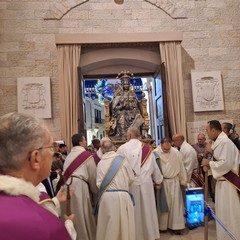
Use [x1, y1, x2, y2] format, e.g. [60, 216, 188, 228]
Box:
[0, 112, 74, 240]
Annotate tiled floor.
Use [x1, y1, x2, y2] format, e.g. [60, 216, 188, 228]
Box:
[159, 220, 216, 240]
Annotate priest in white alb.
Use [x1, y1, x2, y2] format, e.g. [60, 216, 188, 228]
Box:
[153, 137, 187, 234]
[96, 138, 135, 240]
[117, 127, 163, 240]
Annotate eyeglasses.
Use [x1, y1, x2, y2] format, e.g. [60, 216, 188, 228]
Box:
[35, 144, 58, 153]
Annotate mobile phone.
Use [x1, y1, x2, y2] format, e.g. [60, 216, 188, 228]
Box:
[185, 187, 204, 228]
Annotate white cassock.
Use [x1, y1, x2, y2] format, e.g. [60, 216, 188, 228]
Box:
[63, 146, 98, 240]
[37, 183, 77, 240]
[153, 146, 187, 231]
[96, 148, 103, 159]
[179, 141, 199, 184]
[96, 151, 135, 240]
[209, 132, 240, 240]
[117, 139, 163, 240]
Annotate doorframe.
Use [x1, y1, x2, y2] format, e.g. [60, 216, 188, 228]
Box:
[55, 32, 182, 44]
[56, 32, 182, 77]
[55, 32, 183, 141]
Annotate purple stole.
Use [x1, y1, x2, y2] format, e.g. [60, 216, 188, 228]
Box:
[141, 143, 151, 168]
[93, 152, 101, 165]
[39, 192, 51, 201]
[39, 192, 54, 205]
[191, 169, 204, 187]
[223, 171, 240, 192]
[213, 156, 240, 192]
[63, 150, 92, 181]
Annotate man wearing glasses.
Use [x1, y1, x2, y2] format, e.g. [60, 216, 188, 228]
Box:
[0, 112, 74, 240]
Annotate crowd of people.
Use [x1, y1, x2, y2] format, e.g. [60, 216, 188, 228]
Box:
[0, 112, 240, 240]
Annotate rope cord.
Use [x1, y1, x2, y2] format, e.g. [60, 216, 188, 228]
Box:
[204, 202, 238, 240]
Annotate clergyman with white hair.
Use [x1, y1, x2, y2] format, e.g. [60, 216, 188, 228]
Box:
[117, 127, 163, 240]
[92, 137, 112, 165]
[95, 138, 135, 240]
[0, 112, 73, 240]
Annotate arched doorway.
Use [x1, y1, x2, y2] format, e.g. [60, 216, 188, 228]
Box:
[56, 32, 186, 147]
[78, 43, 168, 145]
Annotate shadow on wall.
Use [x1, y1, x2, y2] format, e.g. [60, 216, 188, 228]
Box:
[181, 47, 195, 122]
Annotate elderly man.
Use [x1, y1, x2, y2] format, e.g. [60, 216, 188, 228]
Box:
[63, 133, 98, 240]
[202, 120, 240, 240]
[0, 112, 73, 240]
[91, 137, 111, 206]
[117, 127, 163, 240]
[192, 133, 208, 162]
[172, 134, 199, 187]
[96, 139, 135, 240]
[153, 137, 187, 235]
[192, 133, 215, 202]
[92, 137, 111, 165]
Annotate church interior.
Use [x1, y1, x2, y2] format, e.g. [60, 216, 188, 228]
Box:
[0, 0, 239, 239]
[1, 0, 239, 148]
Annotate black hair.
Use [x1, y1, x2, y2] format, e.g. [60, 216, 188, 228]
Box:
[160, 137, 172, 144]
[92, 138, 100, 147]
[59, 143, 66, 148]
[72, 133, 85, 146]
[222, 122, 233, 133]
[208, 120, 222, 131]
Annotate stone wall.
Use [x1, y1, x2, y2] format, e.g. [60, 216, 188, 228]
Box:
[0, 0, 239, 140]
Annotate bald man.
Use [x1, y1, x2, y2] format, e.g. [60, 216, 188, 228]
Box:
[172, 134, 199, 186]
[192, 133, 215, 201]
[96, 139, 135, 240]
[117, 127, 163, 240]
[192, 133, 208, 162]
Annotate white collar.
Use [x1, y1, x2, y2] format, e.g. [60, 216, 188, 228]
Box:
[71, 146, 85, 151]
[212, 132, 227, 150]
[0, 175, 40, 203]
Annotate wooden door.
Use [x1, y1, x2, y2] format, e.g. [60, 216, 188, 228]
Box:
[78, 67, 87, 136]
[154, 63, 169, 145]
